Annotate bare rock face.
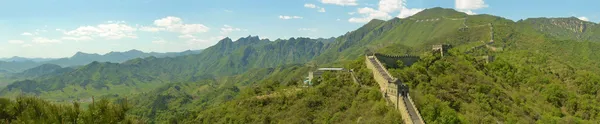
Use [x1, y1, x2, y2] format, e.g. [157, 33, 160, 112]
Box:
[549, 18, 588, 33]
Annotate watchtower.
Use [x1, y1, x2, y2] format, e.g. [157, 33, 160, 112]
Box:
[432, 44, 451, 57]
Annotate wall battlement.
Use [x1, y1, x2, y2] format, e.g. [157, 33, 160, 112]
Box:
[365, 55, 425, 124]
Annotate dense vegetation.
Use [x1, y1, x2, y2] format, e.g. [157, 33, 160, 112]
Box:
[185, 59, 403, 123]
[0, 97, 138, 123]
[1, 7, 600, 123]
[0, 36, 327, 101]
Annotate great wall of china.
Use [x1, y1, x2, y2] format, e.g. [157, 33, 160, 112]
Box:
[365, 54, 425, 124]
[357, 16, 504, 123]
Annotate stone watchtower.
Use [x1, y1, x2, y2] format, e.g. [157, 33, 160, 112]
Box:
[432, 44, 451, 57]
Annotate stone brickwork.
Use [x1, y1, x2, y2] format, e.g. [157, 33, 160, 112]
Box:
[365, 55, 425, 124]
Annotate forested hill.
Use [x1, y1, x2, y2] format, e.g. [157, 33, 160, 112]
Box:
[518, 17, 600, 41]
[1, 36, 329, 100]
[2, 7, 600, 123]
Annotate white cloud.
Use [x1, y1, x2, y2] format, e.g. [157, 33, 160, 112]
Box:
[220, 25, 242, 35]
[398, 8, 424, 18]
[64, 22, 137, 40]
[578, 16, 590, 21]
[55, 29, 62, 31]
[455, 0, 488, 15]
[139, 26, 164, 32]
[349, 7, 392, 23]
[154, 16, 182, 27]
[304, 3, 327, 13]
[349, 0, 423, 23]
[8, 40, 24, 44]
[32, 37, 61, 44]
[151, 16, 210, 34]
[455, 0, 488, 10]
[304, 4, 317, 8]
[21, 32, 33, 36]
[320, 0, 358, 6]
[379, 0, 402, 13]
[279, 15, 303, 20]
[298, 28, 318, 32]
[62, 36, 93, 41]
[318, 8, 326, 13]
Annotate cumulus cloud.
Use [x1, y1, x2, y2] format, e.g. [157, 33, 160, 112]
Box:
[349, 7, 391, 23]
[62, 36, 93, 41]
[455, 0, 488, 15]
[578, 16, 590, 21]
[279, 15, 303, 20]
[150, 16, 210, 34]
[8, 40, 24, 44]
[349, 0, 423, 23]
[305, 3, 327, 13]
[32, 37, 61, 44]
[304, 4, 317, 8]
[220, 25, 242, 35]
[21, 32, 33, 36]
[139, 26, 164, 32]
[64, 22, 137, 40]
[398, 8, 424, 18]
[320, 0, 358, 6]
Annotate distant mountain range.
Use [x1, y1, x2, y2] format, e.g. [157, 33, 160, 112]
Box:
[3, 7, 600, 123]
[0, 57, 56, 62]
[0, 49, 202, 73]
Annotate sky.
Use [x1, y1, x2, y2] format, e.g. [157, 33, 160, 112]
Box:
[0, 0, 598, 58]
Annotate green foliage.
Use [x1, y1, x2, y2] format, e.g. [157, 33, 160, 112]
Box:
[2, 7, 600, 124]
[0, 96, 137, 123]
[190, 69, 402, 123]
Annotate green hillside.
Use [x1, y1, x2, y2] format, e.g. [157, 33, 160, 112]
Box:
[0, 36, 327, 101]
[1, 7, 600, 124]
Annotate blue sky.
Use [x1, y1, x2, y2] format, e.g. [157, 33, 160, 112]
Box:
[0, 0, 597, 58]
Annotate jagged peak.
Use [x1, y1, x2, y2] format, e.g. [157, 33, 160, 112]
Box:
[218, 37, 233, 43]
[235, 35, 261, 42]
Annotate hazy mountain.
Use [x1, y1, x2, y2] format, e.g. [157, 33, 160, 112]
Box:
[14, 64, 74, 79]
[4, 7, 600, 123]
[0, 56, 56, 62]
[0, 49, 202, 73]
[1, 35, 326, 100]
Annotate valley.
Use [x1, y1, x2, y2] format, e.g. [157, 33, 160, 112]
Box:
[1, 6, 600, 124]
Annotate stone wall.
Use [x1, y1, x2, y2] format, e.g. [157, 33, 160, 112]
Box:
[365, 55, 422, 124]
[374, 53, 420, 68]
